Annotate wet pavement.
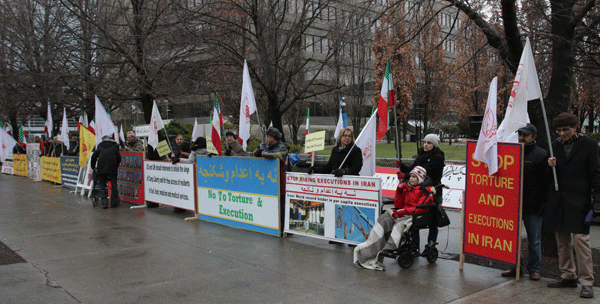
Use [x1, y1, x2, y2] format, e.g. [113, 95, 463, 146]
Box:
[1, 173, 598, 303]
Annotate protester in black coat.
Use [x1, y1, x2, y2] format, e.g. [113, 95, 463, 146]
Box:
[311, 127, 362, 176]
[545, 113, 600, 298]
[91, 135, 122, 209]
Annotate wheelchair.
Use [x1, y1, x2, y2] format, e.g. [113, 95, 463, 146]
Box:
[379, 184, 448, 269]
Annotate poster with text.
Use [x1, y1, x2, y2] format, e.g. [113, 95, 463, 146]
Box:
[144, 161, 196, 211]
[197, 156, 280, 236]
[117, 152, 144, 204]
[285, 173, 381, 244]
[463, 141, 523, 266]
[60, 156, 79, 188]
[41, 156, 62, 184]
[375, 164, 465, 209]
[1, 161, 14, 175]
[26, 143, 41, 181]
[13, 154, 27, 176]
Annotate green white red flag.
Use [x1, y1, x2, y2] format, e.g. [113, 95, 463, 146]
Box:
[211, 94, 223, 155]
[377, 60, 393, 141]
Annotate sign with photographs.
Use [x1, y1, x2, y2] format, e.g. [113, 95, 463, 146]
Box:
[117, 152, 144, 204]
[285, 173, 381, 244]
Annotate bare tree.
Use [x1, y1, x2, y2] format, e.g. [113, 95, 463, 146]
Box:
[185, 0, 378, 140]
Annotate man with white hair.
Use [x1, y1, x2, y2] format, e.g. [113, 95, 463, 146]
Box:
[122, 131, 144, 152]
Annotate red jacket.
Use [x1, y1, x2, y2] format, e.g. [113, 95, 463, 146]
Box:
[393, 183, 434, 218]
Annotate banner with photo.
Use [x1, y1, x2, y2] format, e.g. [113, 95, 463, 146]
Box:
[26, 143, 41, 181]
[41, 156, 62, 184]
[144, 161, 196, 211]
[117, 152, 144, 205]
[197, 156, 280, 237]
[375, 164, 466, 209]
[285, 173, 381, 244]
[13, 154, 28, 176]
[1, 161, 14, 175]
[60, 156, 79, 188]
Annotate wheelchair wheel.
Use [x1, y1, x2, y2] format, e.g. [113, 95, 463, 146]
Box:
[397, 250, 415, 269]
[426, 247, 438, 263]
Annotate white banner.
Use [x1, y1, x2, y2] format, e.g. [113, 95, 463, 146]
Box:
[26, 143, 41, 181]
[285, 173, 381, 244]
[144, 161, 196, 211]
[1, 161, 13, 175]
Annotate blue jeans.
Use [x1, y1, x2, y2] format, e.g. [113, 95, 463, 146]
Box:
[520, 213, 543, 272]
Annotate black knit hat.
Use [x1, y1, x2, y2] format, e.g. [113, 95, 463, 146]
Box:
[225, 131, 237, 139]
[266, 128, 282, 140]
[553, 113, 578, 128]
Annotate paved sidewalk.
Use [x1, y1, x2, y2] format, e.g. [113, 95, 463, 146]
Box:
[0, 174, 598, 303]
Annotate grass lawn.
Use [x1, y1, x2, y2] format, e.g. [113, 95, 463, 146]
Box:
[316, 142, 467, 161]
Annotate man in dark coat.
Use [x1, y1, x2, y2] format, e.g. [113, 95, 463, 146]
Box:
[91, 135, 122, 209]
[545, 113, 600, 299]
[310, 127, 362, 176]
[501, 123, 549, 280]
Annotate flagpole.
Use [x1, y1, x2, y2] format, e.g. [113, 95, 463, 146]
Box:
[539, 96, 558, 191]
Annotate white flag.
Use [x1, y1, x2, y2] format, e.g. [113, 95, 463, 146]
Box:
[0, 127, 17, 162]
[119, 124, 125, 143]
[191, 118, 200, 142]
[355, 112, 377, 176]
[148, 100, 165, 149]
[60, 107, 70, 151]
[497, 38, 542, 142]
[44, 102, 53, 138]
[239, 59, 257, 151]
[474, 77, 499, 176]
[334, 107, 344, 139]
[94, 96, 117, 145]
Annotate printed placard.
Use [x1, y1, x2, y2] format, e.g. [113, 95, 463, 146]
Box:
[197, 156, 280, 236]
[117, 152, 144, 204]
[463, 141, 523, 266]
[156, 140, 172, 157]
[144, 161, 196, 211]
[285, 172, 381, 244]
[1, 161, 14, 175]
[60, 156, 79, 188]
[375, 164, 466, 209]
[13, 154, 27, 176]
[41, 156, 62, 184]
[304, 131, 326, 153]
[26, 143, 41, 181]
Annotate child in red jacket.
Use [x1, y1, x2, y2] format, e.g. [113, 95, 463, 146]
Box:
[354, 166, 435, 270]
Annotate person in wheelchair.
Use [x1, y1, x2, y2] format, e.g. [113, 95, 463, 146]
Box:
[353, 166, 435, 271]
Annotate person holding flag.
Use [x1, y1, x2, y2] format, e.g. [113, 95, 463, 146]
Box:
[545, 112, 600, 299]
[309, 127, 362, 177]
[122, 131, 144, 152]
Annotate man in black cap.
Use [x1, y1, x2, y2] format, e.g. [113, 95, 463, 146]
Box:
[254, 128, 289, 233]
[224, 131, 246, 156]
[501, 123, 549, 281]
[545, 112, 600, 299]
[253, 128, 289, 161]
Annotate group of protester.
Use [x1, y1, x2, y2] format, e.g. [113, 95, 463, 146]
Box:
[32, 112, 600, 299]
[350, 112, 600, 300]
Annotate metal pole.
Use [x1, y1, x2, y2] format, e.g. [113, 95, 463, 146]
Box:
[539, 96, 559, 191]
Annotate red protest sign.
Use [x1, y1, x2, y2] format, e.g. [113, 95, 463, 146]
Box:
[463, 141, 523, 266]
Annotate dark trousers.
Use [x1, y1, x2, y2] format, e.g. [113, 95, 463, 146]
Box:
[412, 192, 441, 249]
[97, 173, 119, 206]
